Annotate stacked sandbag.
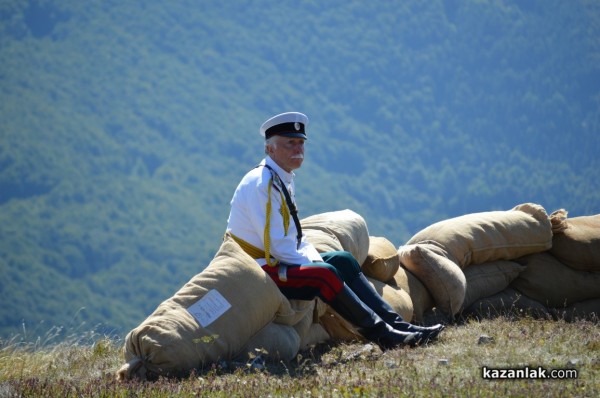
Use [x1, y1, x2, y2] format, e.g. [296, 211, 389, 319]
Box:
[460, 260, 526, 311]
[551, 298, 600, 322]
[238, 323, 300, 362]
[406, 203, 553, 267]
[463, 287, 551, 319]
[400, 203, 554, 318]
[301, 210, 372, 340]
[288, 299, 331, 350]
[301, 209, 370, 265]
[464, 212, 600, 321]
[240, 299, 326, 360]
[511, 251, 600, 308]
[391, 266, 434, 324]
[398, 241, 466, 317]
[300, 322, 331, 349]
[361, 236, 401, 283]
[545, 213, 600, 321]
[361, 236, 420, 322]
[116, 235, 302, 380]
[303, 228, 343, 254]
[549, 214, 600, 271]
[318, 305, 365, 343]
[367, 276, 413, 322]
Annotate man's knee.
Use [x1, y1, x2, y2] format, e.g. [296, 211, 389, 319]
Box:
[322, 250, 361, 281]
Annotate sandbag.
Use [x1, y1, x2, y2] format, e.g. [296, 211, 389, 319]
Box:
[299, 323, 331, 350]
[421, 308, 454, 326]
[464, 287, 550, 319]
[406, 203, 553, 268]
[398, 242, 466, 317]
[290, 298, 330, 350]
[511, 252, 600, 308]
[361, 236, 401, 283]
[391, 265, 434, 324]
[303, 228, 343, 254]
[238, 322, 300, 361]
[461, 260, 526, 310]
[549, 214, 600, 271]
[318, 306, 365, 343]
[301, 209, 370, 265]
[551, 298, 600, 322]
[288, 299, 331, 350]
[367, 277, 413, 322]
[117, 236, 296, 380]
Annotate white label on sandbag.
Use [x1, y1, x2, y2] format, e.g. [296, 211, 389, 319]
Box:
[187, 289, 232, 327]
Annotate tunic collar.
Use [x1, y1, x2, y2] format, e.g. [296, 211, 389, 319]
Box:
[264, 156, 294, 185]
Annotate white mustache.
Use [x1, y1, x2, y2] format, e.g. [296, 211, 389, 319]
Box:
[291, 154, 304, 159]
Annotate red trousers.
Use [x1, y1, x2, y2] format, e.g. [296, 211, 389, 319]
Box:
[261, 250, 361, 302]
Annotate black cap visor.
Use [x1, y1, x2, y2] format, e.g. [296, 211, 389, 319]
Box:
[276, 132, 307, 139]
[265, 122, 307, 140]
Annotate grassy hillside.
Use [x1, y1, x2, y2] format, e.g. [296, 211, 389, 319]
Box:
[1, 0, 599, 339]
[1, 317, 598, 397]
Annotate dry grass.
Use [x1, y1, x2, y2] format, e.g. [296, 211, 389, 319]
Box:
[1, 316, 599, 397]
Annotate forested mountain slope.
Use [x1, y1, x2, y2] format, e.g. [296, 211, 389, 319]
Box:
[1, 0, 598, 339]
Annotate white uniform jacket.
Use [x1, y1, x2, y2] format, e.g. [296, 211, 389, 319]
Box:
[226, 156, 323, 266]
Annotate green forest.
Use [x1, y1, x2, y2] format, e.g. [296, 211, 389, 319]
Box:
[1, 0, 599, 340]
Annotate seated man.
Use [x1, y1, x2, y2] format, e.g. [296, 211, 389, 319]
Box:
[225, 112, 444, 350]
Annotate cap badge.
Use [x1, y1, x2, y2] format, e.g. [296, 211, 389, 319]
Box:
[294, 122, 301, 131]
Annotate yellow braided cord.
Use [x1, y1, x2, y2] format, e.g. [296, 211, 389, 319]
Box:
[264, 178, 290, 267]
[228, 233, 265, 259]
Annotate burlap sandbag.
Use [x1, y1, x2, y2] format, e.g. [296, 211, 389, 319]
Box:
[288, 299, 332, 349]
[116, 236, 297, 380]
[300, 323, 331, 349]
[301, 209, 370, 265]
[406, 203, 553, 268]
[464, 287, 550, 319]
[461, 260, 526, 310]
[550, 214, 600, 271]
[551, 298, 600, 322]
[511, 252, 600, 308]
[391, 265, 434, 324]
[361, 236, 401, 283]
[367, 277, 413, 322]
[294, 310, 330, 350]
[398, 242, 466, 316]
[318, 306, 365, 343]
[238, 322, 300, 361]
[303, 227, 343, 254]
[288, 299, 329, 350]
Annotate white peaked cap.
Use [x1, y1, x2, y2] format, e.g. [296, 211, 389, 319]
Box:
[259, 112, 309, 140]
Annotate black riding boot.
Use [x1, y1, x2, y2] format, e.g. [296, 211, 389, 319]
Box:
[349, 273, 445, 343]
[329, 284, 424, 350]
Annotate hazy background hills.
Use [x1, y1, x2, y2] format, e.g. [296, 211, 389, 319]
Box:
[1, 0, 599, 340]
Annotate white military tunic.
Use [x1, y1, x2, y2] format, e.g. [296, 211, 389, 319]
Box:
[226, 156, 322, 266]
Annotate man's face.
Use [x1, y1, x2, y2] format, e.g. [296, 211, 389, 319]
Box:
[267, 136, 305, 173]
